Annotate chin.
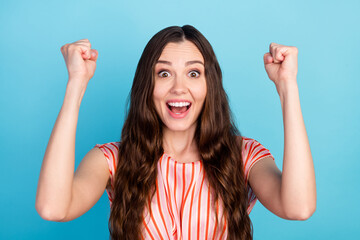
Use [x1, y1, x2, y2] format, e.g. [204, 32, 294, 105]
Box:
[163, 120, 197, 133]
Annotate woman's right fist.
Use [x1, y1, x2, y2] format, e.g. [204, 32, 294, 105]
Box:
[60, 39, 98, 85]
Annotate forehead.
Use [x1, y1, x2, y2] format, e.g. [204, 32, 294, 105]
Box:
[158, 40, 204, 62]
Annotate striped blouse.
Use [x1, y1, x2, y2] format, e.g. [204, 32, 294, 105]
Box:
[94, 136, 274, 240]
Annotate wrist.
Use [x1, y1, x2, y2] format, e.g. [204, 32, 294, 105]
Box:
[64, 80, 87, 108]
[276, 80, 299, 103]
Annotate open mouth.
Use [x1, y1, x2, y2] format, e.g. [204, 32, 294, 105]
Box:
[166, 101, 192, 114]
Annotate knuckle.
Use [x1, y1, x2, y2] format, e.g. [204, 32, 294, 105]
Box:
[67, 44, 76, 50]
[77, 39, 91, 48]
[79, 39, 90, 44]
[61, 44, 68, 51]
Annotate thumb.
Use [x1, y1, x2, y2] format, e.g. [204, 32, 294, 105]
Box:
[89, 49, 98, 61]
[263, 52, 273, 64]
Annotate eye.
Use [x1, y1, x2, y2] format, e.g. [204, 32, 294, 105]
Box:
[158, 70, 170, 78]
[188, 70, 200, 78]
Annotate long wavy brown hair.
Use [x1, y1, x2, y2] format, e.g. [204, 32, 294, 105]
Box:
[109, 25, 253, 240]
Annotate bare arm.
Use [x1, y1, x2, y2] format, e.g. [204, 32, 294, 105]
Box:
[35, 39, 102, 221]
[278, 82, 316, 219]
[248, 43, 316, 220]
[35, 82, 82, 220]
[60, 145, 110, 222]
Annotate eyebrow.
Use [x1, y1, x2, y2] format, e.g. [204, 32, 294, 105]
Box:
[156, 60, 204, 66]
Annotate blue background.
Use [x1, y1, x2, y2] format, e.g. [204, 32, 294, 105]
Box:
[1, 0, 359, 239]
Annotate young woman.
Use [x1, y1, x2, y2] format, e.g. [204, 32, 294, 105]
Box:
[36, 25, 316, 240]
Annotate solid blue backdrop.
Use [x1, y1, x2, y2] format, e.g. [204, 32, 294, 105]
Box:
[0, 0, 359, 239]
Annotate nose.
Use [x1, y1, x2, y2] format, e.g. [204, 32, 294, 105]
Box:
[170, 75, 188, 95]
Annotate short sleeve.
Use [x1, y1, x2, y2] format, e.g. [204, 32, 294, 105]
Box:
[241, 136, 275, 214]
[94, 141, 120, 207]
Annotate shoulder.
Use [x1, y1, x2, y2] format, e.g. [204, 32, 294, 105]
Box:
[235, 135, 259, 147]
[240, 136, 270, 155]
[95, 141, 120, 152]
[238, 136, 274, 181]
[94, 141, 121, 170]
[240, 136, 257, 146]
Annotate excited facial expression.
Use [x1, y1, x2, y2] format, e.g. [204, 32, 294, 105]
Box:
[153, 40, 207, 133]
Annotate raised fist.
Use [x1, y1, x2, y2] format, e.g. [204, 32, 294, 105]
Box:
[263, 43, 298, 91]
[60, 39, 98, 86]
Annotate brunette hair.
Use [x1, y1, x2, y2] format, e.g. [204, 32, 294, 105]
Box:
[110, 25, 253, 240]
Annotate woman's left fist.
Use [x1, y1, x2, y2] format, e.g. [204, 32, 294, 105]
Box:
[263, 43, 298, 88]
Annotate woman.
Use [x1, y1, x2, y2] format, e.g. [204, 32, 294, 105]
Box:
[36, 25, 316, 240]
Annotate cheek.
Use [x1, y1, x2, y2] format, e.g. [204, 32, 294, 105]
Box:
[153, 82, 166, 108]
[153, 82, 161, 100]
[193, 81, 207, 102]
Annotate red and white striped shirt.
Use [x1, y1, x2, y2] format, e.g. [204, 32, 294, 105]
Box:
[95, 136, 274, 240]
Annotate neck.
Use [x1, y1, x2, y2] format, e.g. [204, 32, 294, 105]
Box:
[162, 124, 199, 159]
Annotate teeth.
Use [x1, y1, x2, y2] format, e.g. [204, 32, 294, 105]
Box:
[168, 102, 190, 107]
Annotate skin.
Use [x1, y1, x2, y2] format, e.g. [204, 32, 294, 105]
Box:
[36, 38, 316, 223]
[153, 40, 207, 163]
[153, 41, 316, 220]
[36, 39, 104, 221]
[248, 43, 316, 220]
